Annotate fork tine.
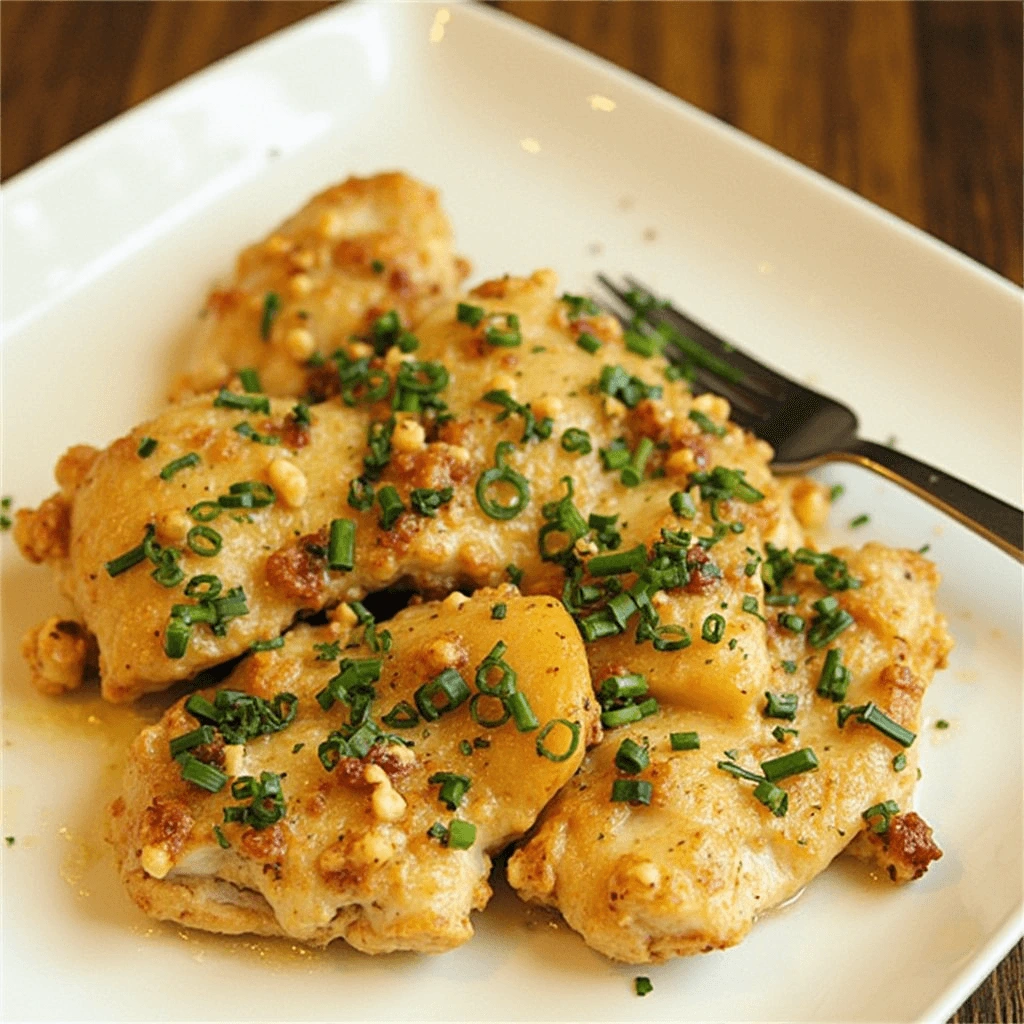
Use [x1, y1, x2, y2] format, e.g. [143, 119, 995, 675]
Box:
[598, 275, 778, 401]
[620, 275, 798, 398]
[595, 287, 768, 423]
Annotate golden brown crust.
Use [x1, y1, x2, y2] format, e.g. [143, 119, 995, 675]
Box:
[847, 811, 943, 882]
[14, 496, 71, 563]
[109, 592, 595, 954]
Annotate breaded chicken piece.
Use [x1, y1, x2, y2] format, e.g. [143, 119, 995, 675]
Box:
[175, 172, 470, 398]
[507, 544, 952, 962]
[18, 270, 816, 702]
[109, 590, 597, 954]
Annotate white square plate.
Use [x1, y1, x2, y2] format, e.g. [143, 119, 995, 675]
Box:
[2, 3, 1021, 1021]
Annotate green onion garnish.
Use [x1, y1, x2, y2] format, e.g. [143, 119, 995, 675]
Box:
[377, 485, 405, 529]
[491, 603, 507, 620]
[670, 731, 700, 751]
[863, 800, 899, 834]
[381, 701, 420, 729]
[614, 737, 650, 775]
[763, 692, 798, 720]
[816, 648, 851, 702]
[223, 771, 286, 829]
[137, 437, 158, 458]
[213, 825, 231, 848]
[576, 332, 601, 354]
[160, 452, 201, 480]
[415, 668, 471, 721]
[429, 771, 471, 810]
[164, 616, 192, 658]
[610, 779, 653, 805]
[535, 719, 580, 762]
[635, 977, 653, 997]
[772, 726, 798, 742]
[169, 725, 216, 758]
[829, 484, 845, 502]
[588, 544, 647, 577]
[410, 486, 453, 518]
[753, 779, 789, 816]
[620, 437, 654, 487]
[837, 702, 916, 747]
[260, 292, 281, 340]
[670, 490, 696, 519]
[777, 612, 805, 633]
[105, 525, 155, 577]
[484, 313, 522, 347]
[850, 514, 870, 528]
[327, 518, 355, 570]
[187, 525, 222, 557]
[446, 819, 476, 849]
[561, 428, 592, 454]
[250, 637, 285, 652]
[238, 367, 262, 393]
[505, 690, 540, 732]
[213, 389, 271, 414]
[457, 303, 485, 327]
[701, 613, 725, 643]
[476, 442, 530, 520]
[760, 747, 819, 782]
[892, 753, 907, 772]
[688, 409, 726, 437]
[178, 753, 228, 793]
[189, 500, 221, 522]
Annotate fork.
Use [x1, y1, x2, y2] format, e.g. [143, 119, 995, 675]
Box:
[599, 274, 1024, 563]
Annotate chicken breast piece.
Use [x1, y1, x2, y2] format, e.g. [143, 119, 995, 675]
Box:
[175, 172, 470, 398]
[18, 269, 814, 702]
[507, 544, 952, 963]
[109, 589, 596, 954]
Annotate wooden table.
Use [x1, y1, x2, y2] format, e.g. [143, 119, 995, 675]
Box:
[2, 2, 1021, 1018]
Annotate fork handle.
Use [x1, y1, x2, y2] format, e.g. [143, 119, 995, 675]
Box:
[836, 439, 1023, 562]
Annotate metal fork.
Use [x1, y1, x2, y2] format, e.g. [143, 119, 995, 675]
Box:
[599, 274, 1023, 563]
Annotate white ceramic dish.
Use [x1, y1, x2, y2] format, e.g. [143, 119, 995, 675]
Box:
[2, 3, 1021, 1021]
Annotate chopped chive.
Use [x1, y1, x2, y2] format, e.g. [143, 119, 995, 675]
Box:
[371, 259, 385, 274]
[381, 701, 420, 729]
[213, 825, 231, 848]
[160, 452, 201, 480]
[599, 674, 648, 701]
[614, 737, 650, 774]
[506, 564, 523, 586]
[763, 692, 798, 720]
[829, 484, 845, 502]
[781, 660, 797, 674]
[415, 668, 471, 721]
[935, 719, 950, 729]
[850, 514, 870, 528]
[701, 613, 725, 643]
[772, 725, 798, 742]
[377, 485, 405, 529]
[670, 490, 696, 519]
[576, 331, 601, 354]
[670, 731, 700, 751]
[610, 779, 653, 805]
[717, 760, 763, 783]
[250, 637, 285, 652]
[760, 747, 819, 782]
[561, 427, 593, 454]
[816, 648, 851, 702]
[105, 527, 155, 577]
[535, 719, 580, 762]
[491, 603, 507, 620]
[635, 977, 653, 997]
[587, 544, 647, 577]
[918, 543, 931, 554]
[177, 753, 228, 792]
[260, 292, 281, 340]
[505, 691, 540, 732]
[164, 617, 192, 658]
[892, 753, 907, 772]
[189, 500, 222, 522]
[837, 702, 916, 747]
[456, 302, 485, 327]
[753, 779, 789, 816]
[410, 486, 453, 518]
[620, 437, 654, 487]
[429, 771, 472, 810]
[137, 437, 158, 458]
[741, 595, 765, 621]
[601, 705, 643, 728]
[169, 725, 216, 758]
[688, 409, 726, 437]
[863, 800, 899, 834]
[292, 743, 304, 754]
[238, 367, 262, 393]
[484, 313, 522, 347]
[187, 525, 222, 557]
[328, 518, 356, 570]
[476, 442, 530, 520]
[213, 389, 271, 414]
[777, 612, 805, 633]
[447, 819, 476, 849]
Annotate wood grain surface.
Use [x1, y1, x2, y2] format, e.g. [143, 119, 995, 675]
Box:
[1, 2, 1021, 1020]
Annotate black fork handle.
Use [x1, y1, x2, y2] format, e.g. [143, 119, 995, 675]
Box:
[834, 439, 1024, 562]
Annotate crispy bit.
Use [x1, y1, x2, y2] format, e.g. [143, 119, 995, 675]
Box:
[422, 631, 470, 674]
[851, 812, 943, 883]
[13, 496, 71, 563]
[265, 529, 327, 602]
[240, 823, 288, 862]
[54, 444, 100, 496]
[21, 617, 95, 696]
[140, 797, 194, 860]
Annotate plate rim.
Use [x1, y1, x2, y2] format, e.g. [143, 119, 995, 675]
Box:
[2, 2, 1021, 1021]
